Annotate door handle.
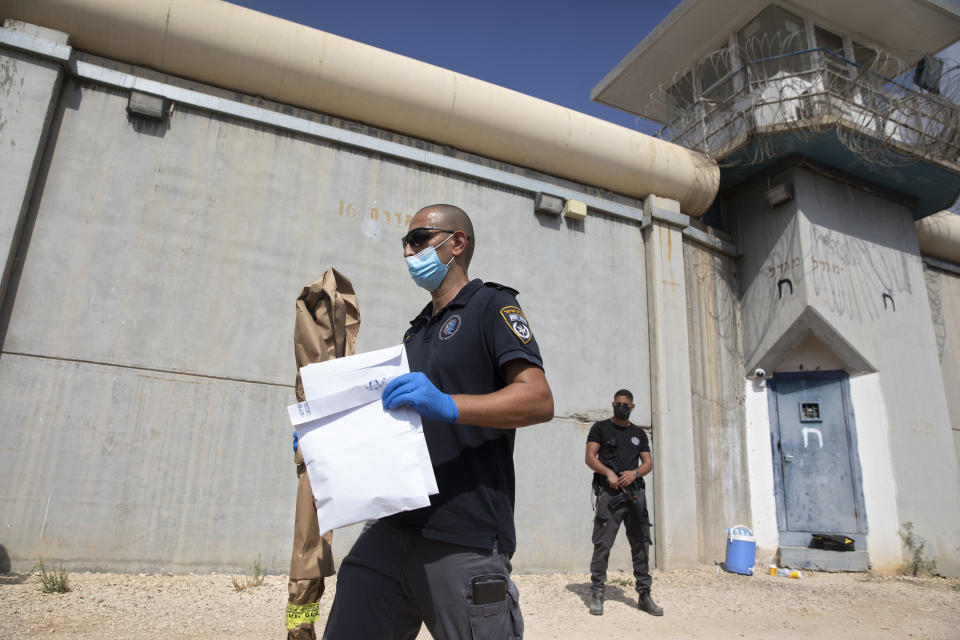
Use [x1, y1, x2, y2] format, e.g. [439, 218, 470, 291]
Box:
[783, 454, 794, 463]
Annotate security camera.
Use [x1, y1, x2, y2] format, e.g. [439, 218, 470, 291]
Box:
[754, 368, 766, 380]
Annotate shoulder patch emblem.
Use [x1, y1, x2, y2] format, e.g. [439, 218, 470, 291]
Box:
[500, 306, 532, 344]
[439, 315, 462, 340]
[631, 436, 640, 446]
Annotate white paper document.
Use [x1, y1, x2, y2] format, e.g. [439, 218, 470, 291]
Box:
[288, 344, 437, 533]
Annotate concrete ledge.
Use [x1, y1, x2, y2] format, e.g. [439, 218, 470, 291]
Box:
[641, 204, 689, 230]
[683, 225, 739, 257]
[0, 25, 72, 63]
[778, 546, 870, 572]
[923, 254, 960, 276]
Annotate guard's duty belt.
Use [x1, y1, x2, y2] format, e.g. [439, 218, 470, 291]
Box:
[592, 475, 645, 494]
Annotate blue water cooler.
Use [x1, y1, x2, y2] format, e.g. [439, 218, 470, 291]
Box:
[724, 525, 756, 575]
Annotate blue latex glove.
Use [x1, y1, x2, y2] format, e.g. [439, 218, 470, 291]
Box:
[292, 430, 299, 453]
[382, 372, 458, 423]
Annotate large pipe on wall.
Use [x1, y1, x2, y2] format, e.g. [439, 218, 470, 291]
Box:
[917, 211, 960, 265]
[0, 0, 720, 216]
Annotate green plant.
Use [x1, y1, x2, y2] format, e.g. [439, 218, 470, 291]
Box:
[232, 553, 266, 591]
[898, 522, 937, 576]
[610, 572, 633, 587]
[34, 557, 70, 594]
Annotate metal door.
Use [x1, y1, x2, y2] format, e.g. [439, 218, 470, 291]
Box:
[771, 373, 865, 533]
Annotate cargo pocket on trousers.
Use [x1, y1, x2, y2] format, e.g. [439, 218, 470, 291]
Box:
[468, 583, 523, 639]
[592, 516, 609, 546]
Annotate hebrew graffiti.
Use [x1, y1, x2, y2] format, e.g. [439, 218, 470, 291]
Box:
[802, 426, 824, 448]
[742, 218, 804, 358]
[806, 223, 912, 323]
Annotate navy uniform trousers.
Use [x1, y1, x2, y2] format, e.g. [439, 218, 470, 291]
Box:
[322, 521, 523, 639]
[589, 488, 652, 595]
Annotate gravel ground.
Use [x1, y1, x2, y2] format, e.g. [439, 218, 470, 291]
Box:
[2, 566, 958, 639]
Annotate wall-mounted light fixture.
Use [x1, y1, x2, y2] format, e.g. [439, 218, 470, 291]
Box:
[534, 192, 564, 216]
[127, 90, 168, 120]
[765, 183, 794, 207]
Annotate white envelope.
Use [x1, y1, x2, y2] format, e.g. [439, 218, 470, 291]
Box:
[289, 344, 437, 533]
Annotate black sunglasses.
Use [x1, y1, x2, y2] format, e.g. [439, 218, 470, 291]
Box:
[401, 227, 455, 248]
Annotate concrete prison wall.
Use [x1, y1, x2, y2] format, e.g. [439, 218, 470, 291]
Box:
[729, 164, 960, 575]
[0, 34, 665, 573]
[924, 265, 960, 468]
[682, 239, 751, 563]
[0, 0, 719, 217]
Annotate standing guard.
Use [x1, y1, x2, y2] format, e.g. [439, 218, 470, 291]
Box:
[584, 389, 662, 617]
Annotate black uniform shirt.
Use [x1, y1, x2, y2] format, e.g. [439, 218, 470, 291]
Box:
[587, 419, 650, 489]
[385, 279, 543, 553]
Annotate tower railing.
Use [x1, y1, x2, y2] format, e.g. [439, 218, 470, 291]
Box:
[656, 48, 960, 169]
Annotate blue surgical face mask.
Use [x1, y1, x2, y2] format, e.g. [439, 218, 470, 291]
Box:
[406, 233, 454, 291]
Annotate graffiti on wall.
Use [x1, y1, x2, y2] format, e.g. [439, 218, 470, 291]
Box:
[339, 200, 414, 242]
[805, 224, 912, 323]
[743, 216, 916, 364]
[755, 223, 912, 324]
[801, 426, 824, 448]
[742, 219, 803, 358]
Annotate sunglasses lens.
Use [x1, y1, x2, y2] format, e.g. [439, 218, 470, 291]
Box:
[402, 228, 434, 247]
[410, 229, 431, 245]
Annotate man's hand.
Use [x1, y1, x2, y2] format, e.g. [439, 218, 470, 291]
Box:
[616, 470, 637, 489]
[382, 372, 458, 424]
[606, 470, 619, 489]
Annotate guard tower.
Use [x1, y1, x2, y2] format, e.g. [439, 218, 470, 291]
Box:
[594, 0, 960, 574]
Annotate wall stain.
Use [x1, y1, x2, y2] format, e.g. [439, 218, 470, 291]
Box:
[925, 269, 948, 362]
[0, 57, 15, 95]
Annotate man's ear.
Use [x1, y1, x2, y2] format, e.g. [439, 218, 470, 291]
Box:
[452, 231, 469, 256]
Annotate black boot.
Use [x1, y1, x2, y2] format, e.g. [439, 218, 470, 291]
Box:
[589, 592, 603, 615]
[638, 591, 663, 616]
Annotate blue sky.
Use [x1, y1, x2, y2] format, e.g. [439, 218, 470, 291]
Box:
[226, 1, 960, 138]
[226, 0, 682, 135]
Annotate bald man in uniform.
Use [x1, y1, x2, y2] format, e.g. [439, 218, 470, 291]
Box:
[322, 204, 553, 640]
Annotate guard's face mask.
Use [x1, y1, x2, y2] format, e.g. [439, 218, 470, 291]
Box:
[405, 233, 454, 291]
[613, 403, 632, 420]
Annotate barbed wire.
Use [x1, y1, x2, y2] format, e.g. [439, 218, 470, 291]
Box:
[652, 32, 960, 171]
